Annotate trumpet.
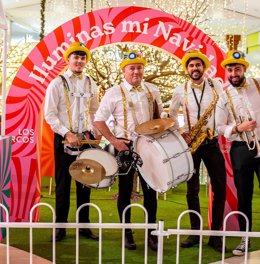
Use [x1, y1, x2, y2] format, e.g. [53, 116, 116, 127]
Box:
[239, 114, 260, 158]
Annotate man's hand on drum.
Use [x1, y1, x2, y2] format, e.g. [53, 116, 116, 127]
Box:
[181, 132, 192, 145]
[65, 131, 82, 147]
[110, 138, 131, 152]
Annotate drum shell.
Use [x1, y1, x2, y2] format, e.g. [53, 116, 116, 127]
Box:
[134, 129, 194, 193]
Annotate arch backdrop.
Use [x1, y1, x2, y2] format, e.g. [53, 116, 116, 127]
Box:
[5, 6, 237, 229]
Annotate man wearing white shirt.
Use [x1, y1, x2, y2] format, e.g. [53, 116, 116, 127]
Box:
[169, 50, 227, 252]
[94, 50, 163, 251]
[44, 42, 99, 242]
[216, 50, 260, 256]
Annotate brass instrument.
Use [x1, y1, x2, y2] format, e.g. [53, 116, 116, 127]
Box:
[238, 111, 260, 158]
[188, 82, 219, 153]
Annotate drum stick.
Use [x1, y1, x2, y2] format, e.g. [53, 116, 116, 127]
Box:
[62, 139, 101, 145]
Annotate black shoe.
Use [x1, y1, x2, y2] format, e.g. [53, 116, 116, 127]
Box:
[79, 228, 99, 241]
[148, 235, 158, 251]
[181, 235, 199, 248]
[208, 236, 226, 253]
[125, 231, 137, 250]
[50, 228, 66, 242]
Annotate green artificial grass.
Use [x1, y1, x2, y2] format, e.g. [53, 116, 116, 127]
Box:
[4, 178, 260, 264]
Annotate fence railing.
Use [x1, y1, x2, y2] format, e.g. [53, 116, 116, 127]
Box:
[0, 202, 259, 264]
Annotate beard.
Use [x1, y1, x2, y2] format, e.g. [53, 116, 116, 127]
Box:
[228, 75, 245, 87]
[189, 70, 204, 81]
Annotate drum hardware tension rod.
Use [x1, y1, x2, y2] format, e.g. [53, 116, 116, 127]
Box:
[144, 132, 171, 143]
[167, 173, 188, 186]
[177, 173, 190, 180]
[162, 148, 191, 163]
[157, 132, 170, 139]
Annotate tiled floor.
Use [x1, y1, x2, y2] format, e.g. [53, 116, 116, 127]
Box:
[0, 244, 52, 264]
[210, 250, 260, 264]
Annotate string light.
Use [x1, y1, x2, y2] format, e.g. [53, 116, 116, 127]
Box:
[1, 0, 257, 111]
[247, 64, 260, 78]
[86, 43, 186, 105]
[42, 0, 250, 52]
[241, 0, 249, 50]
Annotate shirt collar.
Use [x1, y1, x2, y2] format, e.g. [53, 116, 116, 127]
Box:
[189, 79, 205, 89]
[123, 79, 144, 92]
[66, 68, 74, 78]
[66, 68, 84, 80]
[229, 79, 249, 92]
[236, 80, 249, 92]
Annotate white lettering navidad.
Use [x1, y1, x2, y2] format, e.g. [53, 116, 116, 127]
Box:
[121, 19, 197, 51]
[29, 18, 216, 83]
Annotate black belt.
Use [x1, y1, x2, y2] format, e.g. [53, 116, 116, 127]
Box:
[232, 141, 247, 147]
[231, 141, 260, 148]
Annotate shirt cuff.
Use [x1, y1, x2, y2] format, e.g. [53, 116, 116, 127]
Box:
[224, 125, 237, 140]
[59, 127, 70, 138]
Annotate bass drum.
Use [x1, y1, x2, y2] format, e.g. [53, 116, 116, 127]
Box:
[77, 149, 118, 188]
[134, 129, 194, 193]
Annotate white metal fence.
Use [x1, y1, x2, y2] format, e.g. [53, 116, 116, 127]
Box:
[0, 202, 259, 264]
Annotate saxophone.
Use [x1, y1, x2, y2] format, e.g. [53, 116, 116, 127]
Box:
[185, 79, 219, 153]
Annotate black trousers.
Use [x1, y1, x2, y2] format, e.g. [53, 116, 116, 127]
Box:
[54, 133, 92, 223]
[230, 141, 260, 231]
[117, 166, 157, 226]
[186, 138, 226, 230]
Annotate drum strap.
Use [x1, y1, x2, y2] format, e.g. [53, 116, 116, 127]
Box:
[119, 85, 128, 138]
[60, 74, 92, 133]
[119, 83, 154, 138]
[225, 89, 239, 125]
[225, 87, 248, 141]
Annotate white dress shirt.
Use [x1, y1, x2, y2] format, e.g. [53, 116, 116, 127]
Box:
[44, 68, 99, 137]
[94, 79, 163, 138]
[216, 78, 260, 141]
[169, 78, 223, 133]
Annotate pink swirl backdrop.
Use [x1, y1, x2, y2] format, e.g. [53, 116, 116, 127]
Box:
[5, 6, 236, 228]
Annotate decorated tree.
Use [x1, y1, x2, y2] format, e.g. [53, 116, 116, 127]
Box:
[1, 0, 258, 114]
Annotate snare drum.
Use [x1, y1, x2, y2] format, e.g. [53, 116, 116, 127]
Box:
[134, 129, 194, 193]
[77, 149, 118, 188]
